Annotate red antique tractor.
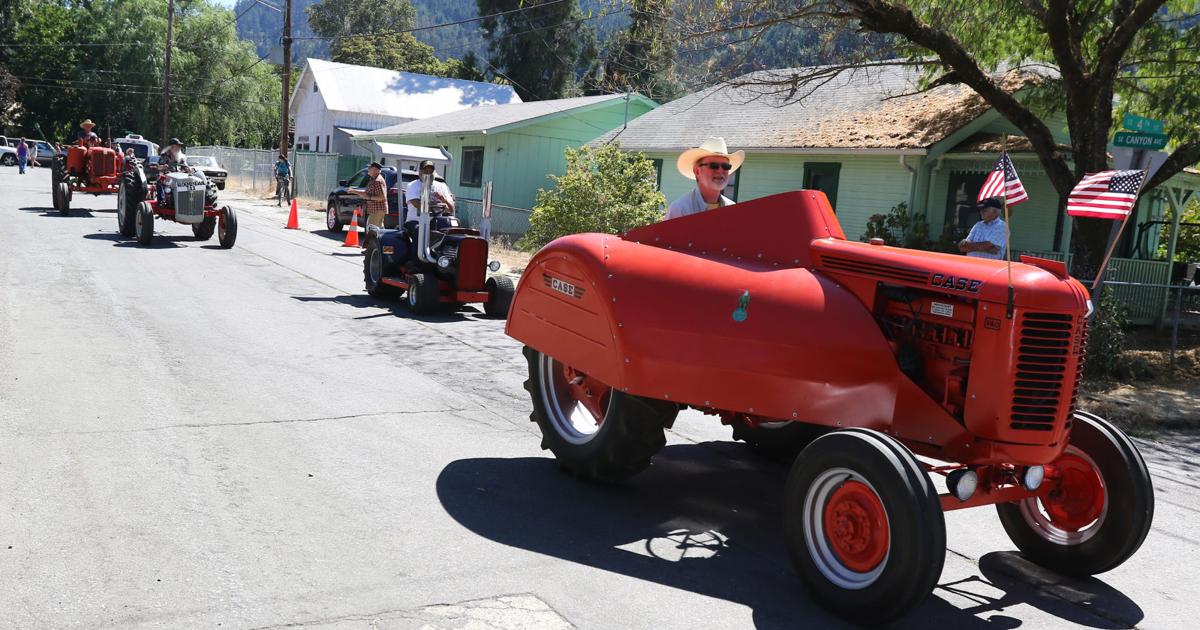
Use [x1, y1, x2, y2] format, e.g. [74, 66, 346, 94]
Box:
[505, 190, 1154, 625]
[52, 143, 123, 215]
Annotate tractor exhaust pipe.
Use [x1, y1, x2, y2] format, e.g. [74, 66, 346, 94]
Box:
[417, 172, 435, 264]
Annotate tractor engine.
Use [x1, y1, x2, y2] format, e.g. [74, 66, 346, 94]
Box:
[161, 172, 207, 224]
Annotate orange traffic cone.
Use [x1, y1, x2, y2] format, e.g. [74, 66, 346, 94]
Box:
[342, 207, 361, 248]
[285, 198, 300, 229]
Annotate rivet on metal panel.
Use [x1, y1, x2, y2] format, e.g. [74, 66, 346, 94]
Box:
[757, 253, 762, 258]
[623, 387, 628, 392]
[792, 412, 798, 417]
[704, 400, 710, 406]
[722, 247, 727, 252]
[687, 242, 693, 247]
[928, 436, 933, 441]
[793, 259, 799, 264]
[749, 407, 754, 413]
[655, 237, 660, 242]
[608, 274, 613, 279]
[625, 358, 631, 363]
[971, 394, 976, 399]
[836, 420, 842, 426]
[612, 297, 617, 302]
[617, 322, 623, 327]
[664, 393, 669, 399]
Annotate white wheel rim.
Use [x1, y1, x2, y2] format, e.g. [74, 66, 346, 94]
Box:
[328, 206, 337, 229]
[407, 282, 418, 308]
[1015, 446, 1108, 546]
[803, 467, 890, 590]
[369, 247, 383, 285]
[538, 353, 604, 445]
[117, 184, 125, 224]
[135, 208, 144, 237]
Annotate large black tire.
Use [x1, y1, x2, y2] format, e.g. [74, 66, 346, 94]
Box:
[52, 178, 61, 211]
[135, 201, 154, 246]
[996, 411, 1154, 576]
[57, 182, 71, 216]
[785, 429, 946, 625]
[218, 205, 237, 249]
[406, 272, 440, 314]
[363, 236, 400, 299]
[192, 215, 216, 241]
[326, 200, 344, 232]
[733, 421, 830, 461]
[117, 171, 142, 237]
[523, 346, 678, 482]
[483, 275, 515, 318]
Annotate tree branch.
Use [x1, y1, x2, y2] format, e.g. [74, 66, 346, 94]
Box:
[1095, 0, 1171, 83]
[1144, 141, 1200, 192]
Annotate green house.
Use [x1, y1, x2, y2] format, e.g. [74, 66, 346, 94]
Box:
[361, 93, 658, 234]
[596, 66, 1200, 324]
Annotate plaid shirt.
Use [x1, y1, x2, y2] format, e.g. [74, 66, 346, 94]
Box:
[364, 174, 387, 215]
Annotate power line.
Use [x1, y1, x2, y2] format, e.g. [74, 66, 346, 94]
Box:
[290, 0, 571, 41]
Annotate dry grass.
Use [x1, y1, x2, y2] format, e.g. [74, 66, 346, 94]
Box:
[1080, 329, 1200, 437]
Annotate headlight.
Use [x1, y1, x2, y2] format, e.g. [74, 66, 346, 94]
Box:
[437, 255, 452, 269]
[488, 260, 502, 272]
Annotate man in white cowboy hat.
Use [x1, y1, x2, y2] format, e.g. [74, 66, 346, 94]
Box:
[664, 136, 744, 221]
[75, 119, 101, 146]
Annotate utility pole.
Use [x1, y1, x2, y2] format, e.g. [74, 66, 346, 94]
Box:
[279, 0, 292, 159]
[162, 0, 175, 146]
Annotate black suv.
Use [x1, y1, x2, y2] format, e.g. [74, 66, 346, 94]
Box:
[326, 167, 446, 231]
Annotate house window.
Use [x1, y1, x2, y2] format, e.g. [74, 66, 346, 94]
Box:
[803, 162, 841, 209]
[724, 168, 740, 202]
[461, 146, 484, 187]
[315, 136, 320, 152]
[313, 83, 318, 93]
[326, 135, 331, 153]
[650, 158, 663, 189]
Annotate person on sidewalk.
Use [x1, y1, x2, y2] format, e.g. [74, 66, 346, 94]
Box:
[16, 138, 28, 174]
[958, 197, 1008, 260]
[274, 155, 292, 204]
[350, 161, 388, 247]
[664, 137, 744, 220]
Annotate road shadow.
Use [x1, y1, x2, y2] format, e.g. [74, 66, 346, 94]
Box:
[19, 206, 95, 218]
[291, 293, 485, 322]
[435, 444, 1144, 629]
[83, 232, 185, 249]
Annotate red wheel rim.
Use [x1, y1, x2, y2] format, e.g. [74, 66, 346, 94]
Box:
[1041, 452, 1106, 531]
[823, 480, 889, 573]
[563, 365, 611, 423]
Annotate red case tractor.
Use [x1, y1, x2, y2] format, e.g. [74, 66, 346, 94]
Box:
[117, 161, 237, 248]
[505, 190, 1154, 625]
[52, 143, 123, 215]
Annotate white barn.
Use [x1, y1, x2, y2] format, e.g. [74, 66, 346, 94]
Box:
[287, 58, 521, 156]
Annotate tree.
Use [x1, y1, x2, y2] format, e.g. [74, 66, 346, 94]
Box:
[477, 0, 597, 100]
[306, 0, 417, 40]
[0, 64, 19, 127]
[595, 0, 684, 101]
[690, 0, 1200, 273]
[331, 31, 444, 73]
[521, 142, 665, 250]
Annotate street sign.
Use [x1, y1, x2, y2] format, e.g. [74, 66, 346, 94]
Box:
[1122, 113, 1164, 135]
[1113, 131, 1168, 150]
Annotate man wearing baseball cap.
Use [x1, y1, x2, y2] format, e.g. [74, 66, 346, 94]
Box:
[350, 162, 389, 244]
[405, 159, 455, 225]
[664, 136, 744, 220]
[958, 197, 1008, 259]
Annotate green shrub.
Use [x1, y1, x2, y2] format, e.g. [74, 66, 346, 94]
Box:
[519, 143, 665, 251]
[1084, 288, 1129, 380]
[860, 202, 929, 249]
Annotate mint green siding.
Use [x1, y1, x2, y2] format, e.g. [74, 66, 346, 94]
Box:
[388, 98, 655, 210]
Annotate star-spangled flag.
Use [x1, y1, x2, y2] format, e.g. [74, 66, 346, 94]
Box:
[1066, 170, 1147, 219]
[976, 152, 1029, 206]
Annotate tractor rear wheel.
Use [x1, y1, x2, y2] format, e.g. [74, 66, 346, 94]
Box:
[483, 275, 515, 318]
[363, 236, 400, 299]
[733, 421, 829, 461]
[406, 272, 440, 314]
[523, 346, 678, 482]
[117, 173, 140, 237]
[218, 205, 237, 249]
[192, 215, 216, 241]
[785, 429, 946, 625]
[996, 411, 1153, 576]
[135, 201, 155, 246]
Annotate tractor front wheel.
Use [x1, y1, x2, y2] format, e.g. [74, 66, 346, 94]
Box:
[192, 215, 216, 241]
[406, 272, 440, 314]
[996, 411, 1153, 576]
[57, 182, 71, 216]
[523, 347, 678, 482]
[785, 429, 946, 625]
[483, 275, 515, 318]
[135, 201, 155, 246]
[363, 236, 399, 299]
[218, 205, 237, 249]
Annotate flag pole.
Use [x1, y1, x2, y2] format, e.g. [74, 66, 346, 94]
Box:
[1002, 136, 1015, 319]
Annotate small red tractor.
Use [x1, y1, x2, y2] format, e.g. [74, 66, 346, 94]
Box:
[117, 160, 237, 248]
[505, 191, 1154, 625]
[52, 143, 123, 215]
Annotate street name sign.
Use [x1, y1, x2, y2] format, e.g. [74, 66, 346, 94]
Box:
[1113, 131, 1168, 150]
[1122, 113, 1165, 135]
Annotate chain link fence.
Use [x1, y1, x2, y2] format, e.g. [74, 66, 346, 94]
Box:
[456, 197, 531, 240]
[189, 146, 340, 202]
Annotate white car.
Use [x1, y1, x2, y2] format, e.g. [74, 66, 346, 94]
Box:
[0, 143, 16, 167]
[185, 155, 227, 190]
[113, 134, 160, 167]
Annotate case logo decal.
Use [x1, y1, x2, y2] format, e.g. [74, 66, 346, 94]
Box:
[931, 273, 982, 293]
[543, 274, 585, 299]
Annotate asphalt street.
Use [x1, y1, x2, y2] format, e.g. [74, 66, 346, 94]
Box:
[2, 166, 1199, 630]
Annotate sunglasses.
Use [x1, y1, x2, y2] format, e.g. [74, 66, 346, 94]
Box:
[698, 162, 732, 171]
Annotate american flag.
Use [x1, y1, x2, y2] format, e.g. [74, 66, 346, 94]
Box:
[1066, 170, 1147, 219]
[977, 153, 1029, 206]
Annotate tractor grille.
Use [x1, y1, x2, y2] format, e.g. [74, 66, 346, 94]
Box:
[820, 255, 930, 285]
[1011, 312, 1076, 431]
[172, 178, 206, 223]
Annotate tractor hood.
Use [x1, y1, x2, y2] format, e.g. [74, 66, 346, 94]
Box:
[811, 239, 1091, 312]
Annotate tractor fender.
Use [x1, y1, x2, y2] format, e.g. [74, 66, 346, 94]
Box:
[508, 231, 908, 428]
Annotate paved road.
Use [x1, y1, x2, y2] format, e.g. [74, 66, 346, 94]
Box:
[2, 166, 1198, 629]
